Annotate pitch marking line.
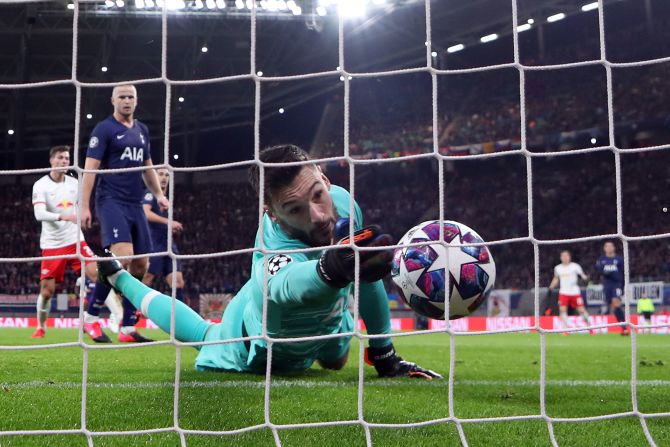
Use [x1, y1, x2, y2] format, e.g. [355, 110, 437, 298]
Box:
[1, 379, 670, 390]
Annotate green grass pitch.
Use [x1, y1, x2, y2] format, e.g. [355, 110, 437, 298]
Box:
[0, 329, 668, 446]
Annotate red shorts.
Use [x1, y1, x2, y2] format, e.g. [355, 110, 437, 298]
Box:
[559, 294, 584, 308]
[40, 242, 94, 282]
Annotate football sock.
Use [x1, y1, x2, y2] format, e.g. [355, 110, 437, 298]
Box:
[110, 270, 210, 343]
[359, 281, 393, 349]
[614, 307, 625, 323]
[120, 274, 144, 331]
[85, 280, 111, 321]
[581, 311, 590, 325]
[560, 311, 569, 329]
[36, 294, 50, 329]
[104, 289, 124, 322]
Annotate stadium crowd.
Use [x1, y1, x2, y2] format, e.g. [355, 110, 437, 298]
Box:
[1, 145, 667, 298]
[1, 14, 668, 302]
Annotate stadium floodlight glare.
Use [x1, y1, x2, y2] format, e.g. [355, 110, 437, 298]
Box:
[195, 0, 204, 9]
[447, 43, 464, 53]
[86, 114, 93, 119]
[216, 0, 225, 8]
[146, 0, 155, 6]
[431, 51, 437, 57]
[201, 45, 208, 53]
[256, 71, 263, 76]
[135, 0, 145, 8]
[527, 18, 534, 24]
[166, 0, 186, 9]
[292, 6, 301, 15]
[7, 129, 14, 135]
[235, 0, 243, 8]
[591, 138, 597, 145]
[480, 33, 498, 43]
[101, 66, 108, 72]
[245, 0, 253, 9]
[116, 0, 125, 7]
[517, 23, 532, 32]
[547, 13, 566, 23]
[581, 2, 599, 12]
[173, 154, 179, 160]
[372, 0, 385, 4]
[178, 96, 185, 103]
[279, 108, 285, 114]
[67, 3, 74, 10]
[339, 0, 365, 17]
[206, 0, 214, 7]
[105, 0, 114, 6]
[286, 0, 295, 9]
[277, 0, 287, 10]
[316, 5, 326, 15]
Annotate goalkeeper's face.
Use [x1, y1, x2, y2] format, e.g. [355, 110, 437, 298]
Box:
[269, 166, 337, 247]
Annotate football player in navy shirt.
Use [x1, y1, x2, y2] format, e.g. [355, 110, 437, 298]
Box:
[141, 167, 186, 303]
[81, 84, 169, 343]
[595, 241, 627, 335]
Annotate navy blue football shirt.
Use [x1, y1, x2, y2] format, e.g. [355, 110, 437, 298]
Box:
[595, 255, 625, 287]
[87, 115, 152, 204]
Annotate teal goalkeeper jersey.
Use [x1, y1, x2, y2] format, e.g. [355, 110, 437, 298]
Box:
[196, 184, 369, 373]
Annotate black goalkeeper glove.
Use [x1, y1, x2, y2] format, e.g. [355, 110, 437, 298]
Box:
[366, 344, 443, 379]
[316, 221, 393, 289]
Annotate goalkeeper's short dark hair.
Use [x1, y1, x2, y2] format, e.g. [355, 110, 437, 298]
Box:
[248, 144, 314, 205]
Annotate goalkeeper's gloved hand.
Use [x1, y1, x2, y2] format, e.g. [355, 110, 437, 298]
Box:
[316, 218, 393, 289]
[366, 344, 442, 379]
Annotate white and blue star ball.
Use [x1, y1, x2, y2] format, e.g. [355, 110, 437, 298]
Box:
[391, 220, 496, 320]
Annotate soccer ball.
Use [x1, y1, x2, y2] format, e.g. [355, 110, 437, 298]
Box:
[391, 220, 496, 320]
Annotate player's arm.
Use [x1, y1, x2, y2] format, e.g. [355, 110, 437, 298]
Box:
[256, 254, 338, 307]
[258, 226, 392, 307]
[549, 275, 559, 290]
[80, 157, 100, 229]
[32, 183, 57, 222]
[81, 125, 108, 229]
[142, 203, 183, 232]
[142, 159, 168, 210]
[577, 264, 588, 282]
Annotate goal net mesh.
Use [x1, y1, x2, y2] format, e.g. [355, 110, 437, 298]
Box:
[0, 0, 669, 446]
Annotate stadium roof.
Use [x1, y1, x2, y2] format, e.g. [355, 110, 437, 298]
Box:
[0, 0, 651, 167]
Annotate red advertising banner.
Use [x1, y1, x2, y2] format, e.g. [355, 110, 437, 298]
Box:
[1, 315, 668, 333]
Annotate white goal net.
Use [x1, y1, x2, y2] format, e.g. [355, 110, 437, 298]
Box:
[0, 0, 669, 446]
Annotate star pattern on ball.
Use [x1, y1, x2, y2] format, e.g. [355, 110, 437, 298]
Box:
[427, 232, 479, 284]
[393, 248, 429, 299]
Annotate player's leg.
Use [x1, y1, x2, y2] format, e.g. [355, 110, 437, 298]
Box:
[316, 309, 353, 370]
[642, 311, 652, 333]
[574, 296, 592, 333]
[165, 268, 185, 303]
[79, 247, 123, 333]
[33, 248, 67, 338]
[575, 305, 593, 334]
[142, 271, 156, 286]
[558, 294, 570, 332]
[115, 203, 157, 342]
[83, 201, 131, 342]
[97, 256, 211, 343]
[610, 295, 627, 335]
[33, 278, 56, 338]
[114, 245, 153, 342]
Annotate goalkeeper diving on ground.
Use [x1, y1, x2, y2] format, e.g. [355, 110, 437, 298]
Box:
[95, 145, 441, 379]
